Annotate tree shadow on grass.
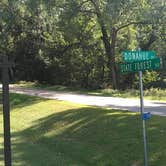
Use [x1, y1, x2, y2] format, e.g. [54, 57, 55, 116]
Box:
[0, 92, 47, 110]
[9, 92, 50, 113]
[10, 106, 166, 166]
[9, 93, 47, 109]
[0, 102, 166, 166]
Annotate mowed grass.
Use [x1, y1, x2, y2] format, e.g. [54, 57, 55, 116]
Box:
[91, 88, 166, 101]
[13, 81, 166, 101]
[0, 93, 166, 166]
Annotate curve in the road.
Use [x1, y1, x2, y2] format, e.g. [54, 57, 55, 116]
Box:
[10, 88, 166, 116]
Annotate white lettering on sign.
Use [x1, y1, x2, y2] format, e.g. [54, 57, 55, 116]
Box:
[123, 51, 155, 62]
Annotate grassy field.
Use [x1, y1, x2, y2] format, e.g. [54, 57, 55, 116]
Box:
[0, 93, 166, 166]
[13, 81, 166, 101]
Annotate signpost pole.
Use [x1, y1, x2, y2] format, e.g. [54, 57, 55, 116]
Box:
[139, 71, 148, 166]
[120, 48, 160, 166]
[2, 56, 12, 166]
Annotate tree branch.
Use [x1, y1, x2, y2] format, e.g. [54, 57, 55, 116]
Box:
[116, 21, 151, 32]
[78, 9, 96, 15]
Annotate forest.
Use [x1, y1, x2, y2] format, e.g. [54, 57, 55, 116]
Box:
[0, 0, 165, 89]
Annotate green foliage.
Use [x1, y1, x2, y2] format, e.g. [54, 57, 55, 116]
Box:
[134, 71, 166, 89]
[0, 0, 165, 89]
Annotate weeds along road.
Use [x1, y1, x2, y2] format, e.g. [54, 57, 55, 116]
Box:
[10, 87, 166, 116]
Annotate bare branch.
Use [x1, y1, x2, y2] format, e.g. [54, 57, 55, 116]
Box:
[116, 21, 147, 32]
[116, 21, 151, 32]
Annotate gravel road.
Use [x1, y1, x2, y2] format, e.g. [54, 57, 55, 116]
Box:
[9, 87, 166, 116]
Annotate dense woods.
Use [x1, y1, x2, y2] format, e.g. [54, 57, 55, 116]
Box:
[0, 0, 165, 89]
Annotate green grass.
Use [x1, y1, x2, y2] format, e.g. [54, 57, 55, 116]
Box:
[13, 81, 166, 101]
[13, 81, 86, 92]
[91, 88, 166, 101]
[0, 93, 166, 165]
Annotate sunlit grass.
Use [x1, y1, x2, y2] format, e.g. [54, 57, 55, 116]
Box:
[0, 93, 166, 165]
[90, 88, 166, 101]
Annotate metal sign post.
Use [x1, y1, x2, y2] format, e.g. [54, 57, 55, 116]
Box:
[139, 71, 148, 166]
[119, 48, 161, 166]
[1, 56, 12, 166]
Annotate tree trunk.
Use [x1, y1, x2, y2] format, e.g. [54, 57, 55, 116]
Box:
[100, 26, 117, 89]
[110, 28, 118, 89]
[90, 0, 118, 89]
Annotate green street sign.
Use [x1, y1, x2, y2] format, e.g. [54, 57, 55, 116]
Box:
[123, 51, 156, 62]
[120, 57, 161, 73]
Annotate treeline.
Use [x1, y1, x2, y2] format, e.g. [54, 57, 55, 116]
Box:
[0, 0, 165, 89]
